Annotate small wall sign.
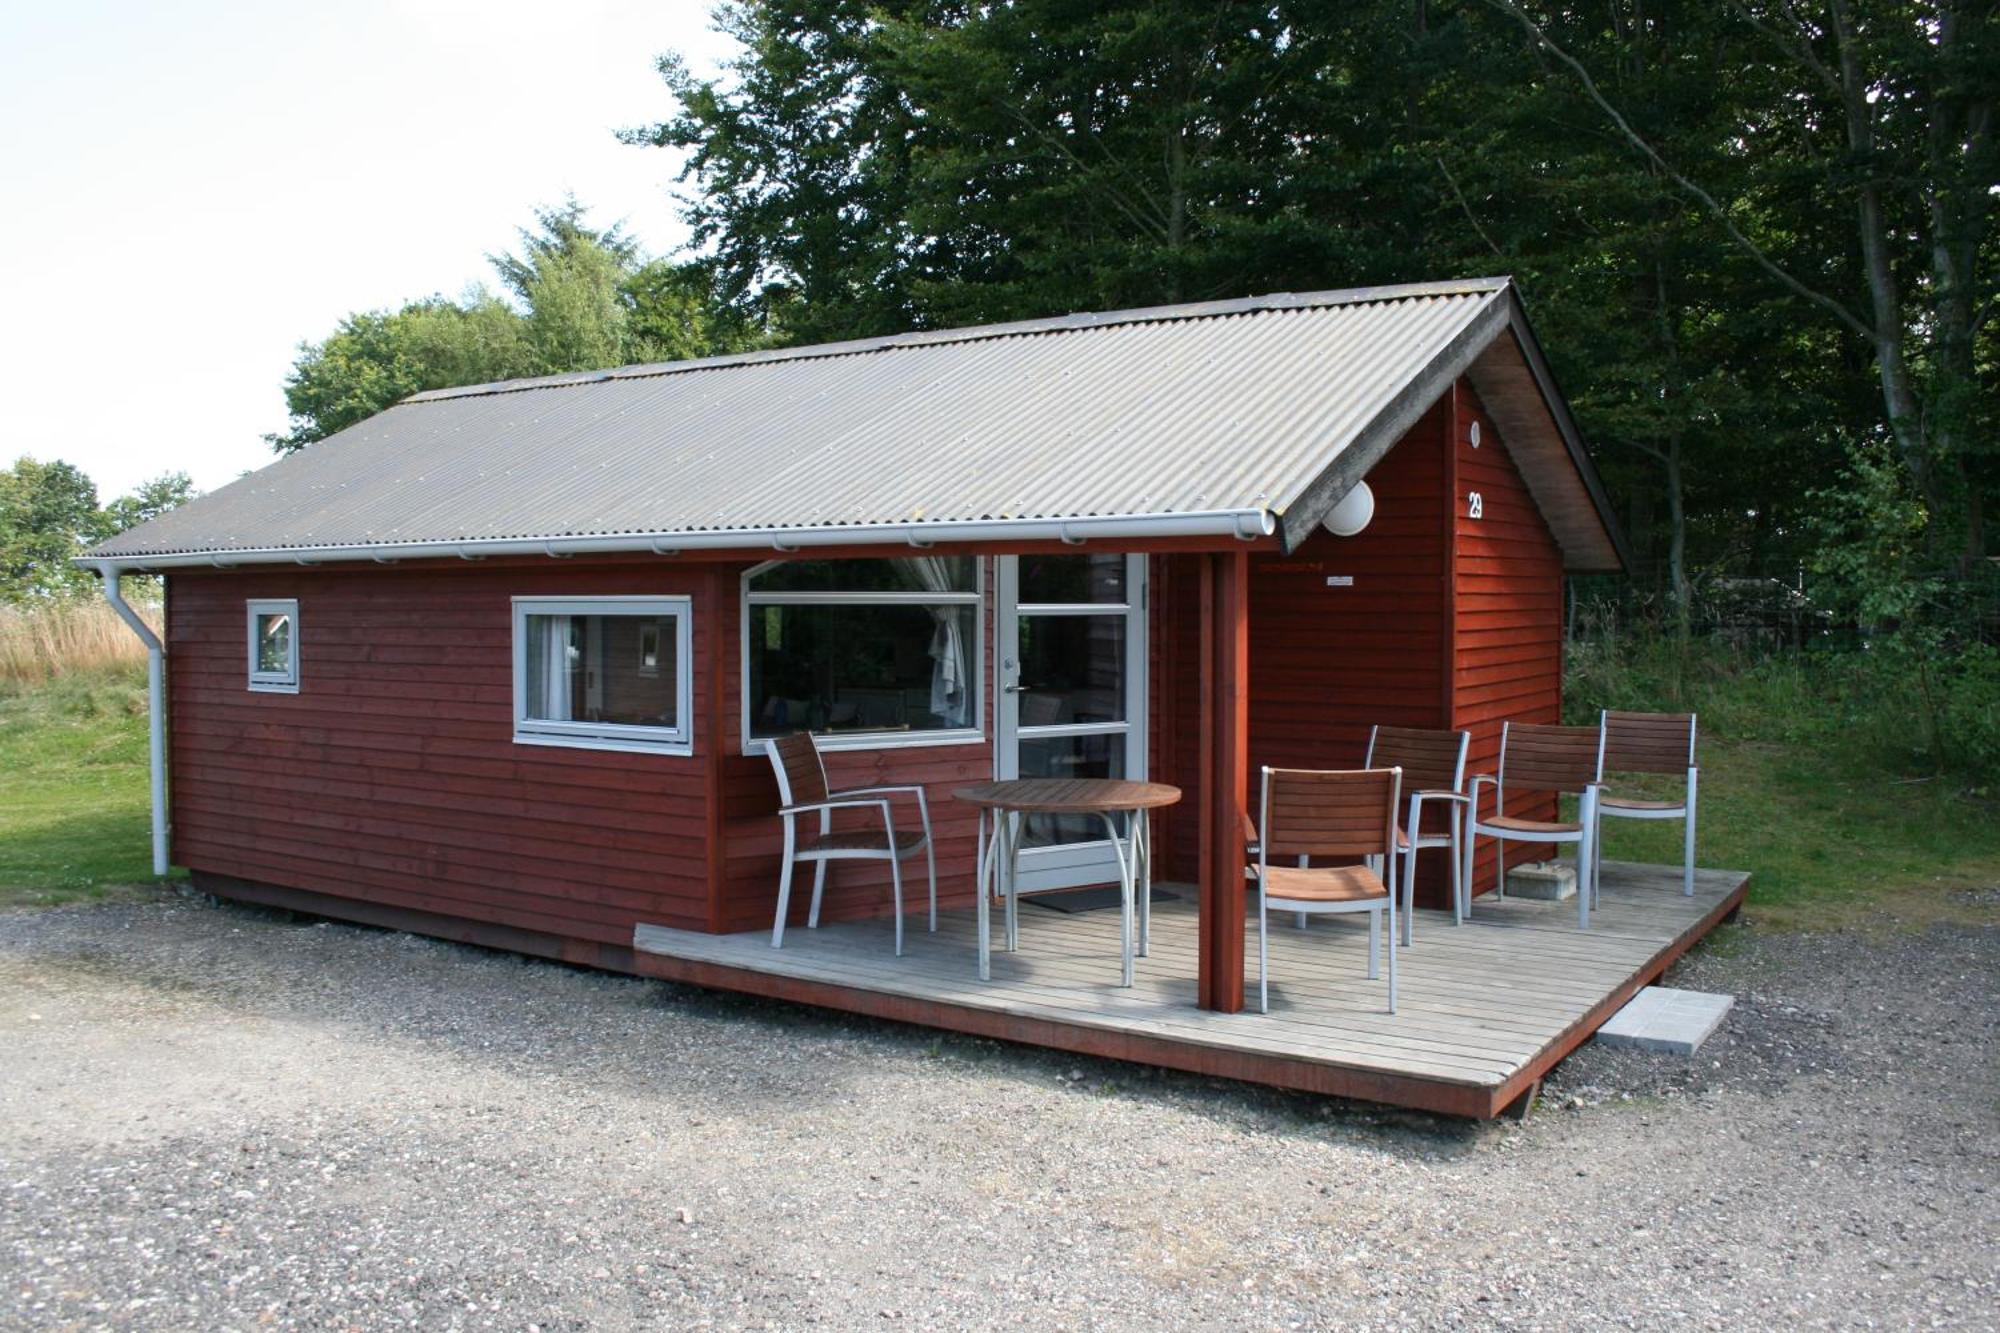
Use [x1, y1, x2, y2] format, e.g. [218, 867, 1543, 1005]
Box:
[1326, 575, 1355, 587]
[1466, 491, 1485, 520]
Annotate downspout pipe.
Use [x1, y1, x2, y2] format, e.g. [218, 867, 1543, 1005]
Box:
[100, 565, 168, 877]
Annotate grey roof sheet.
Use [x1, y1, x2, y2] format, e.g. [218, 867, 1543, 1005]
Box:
[92, 278, 1527, 561]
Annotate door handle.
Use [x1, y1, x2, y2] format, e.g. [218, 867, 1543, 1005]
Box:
[1003, 683, 1040, 693]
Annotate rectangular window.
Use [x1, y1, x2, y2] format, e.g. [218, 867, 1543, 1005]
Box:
[512, 597, 692, 754]
[246, 599, 299, 693]
[744, 556, 981, 751]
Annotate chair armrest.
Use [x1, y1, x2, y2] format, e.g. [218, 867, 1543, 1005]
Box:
[778, 797, 894, 820]
[1411, 788, 1471, 804]
[834, 783, 933, 835]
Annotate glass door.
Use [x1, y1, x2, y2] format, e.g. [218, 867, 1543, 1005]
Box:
[995, 553, 1148, 893]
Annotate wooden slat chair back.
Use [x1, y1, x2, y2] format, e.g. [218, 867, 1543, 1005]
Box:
[1365, 726, 1466, 792]
[1601, 710, 1698, 773]
[1498, 722, 1603, 794]
[769, 733, 831, 808]
[764, 732, 936, 956]
[1463, 721, 1605, 930]
[1593, 710, 1700, 897]
[1252, 767, 1404, 1015]
[1262, 767, 1401, 860]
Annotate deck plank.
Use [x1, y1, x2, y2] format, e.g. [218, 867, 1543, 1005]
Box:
[633, 859, 1751, 1116]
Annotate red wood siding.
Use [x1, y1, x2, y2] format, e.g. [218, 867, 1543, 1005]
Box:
[1247, 398, 1452, 772]
[1450, 382, 1566, 893]
[167, 565, 717, 944]
[1238, 399, 1459, 904]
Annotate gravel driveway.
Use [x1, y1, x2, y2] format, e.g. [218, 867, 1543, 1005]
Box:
[2, 891, 1994, 1331]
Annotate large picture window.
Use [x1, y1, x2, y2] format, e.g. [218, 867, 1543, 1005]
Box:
[744, 557, 981, 749]
[512, 597, 692, 754]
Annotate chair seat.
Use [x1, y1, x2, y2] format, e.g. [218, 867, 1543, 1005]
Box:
[803, 827, 927, 854]
[1261, 863, 1388, 903]
[1481, 814, 1582, 835]
[1599, 794, 1685, 812]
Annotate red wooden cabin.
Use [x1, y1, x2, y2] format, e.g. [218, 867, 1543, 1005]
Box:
[88, 280, 1742, 1117]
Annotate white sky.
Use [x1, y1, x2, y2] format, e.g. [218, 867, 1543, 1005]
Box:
[0, 0, 735, 500]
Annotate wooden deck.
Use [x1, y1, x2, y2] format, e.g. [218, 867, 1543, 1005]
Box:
[631, 860, 1750, 1119]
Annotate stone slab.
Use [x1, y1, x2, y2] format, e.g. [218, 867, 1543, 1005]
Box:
[1594, 985, 1735, 1055]
[1507, 860, 1577, 901]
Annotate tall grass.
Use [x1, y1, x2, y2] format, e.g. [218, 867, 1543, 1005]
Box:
[0, 598, 158, 686]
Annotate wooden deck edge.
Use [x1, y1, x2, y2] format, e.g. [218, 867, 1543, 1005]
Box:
[191, 872, 638, 974]
[1480, 870, 1751, 1118]
[629, 948, 1495, 1119]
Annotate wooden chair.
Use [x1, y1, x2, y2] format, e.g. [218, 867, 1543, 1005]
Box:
[1251, 766, 1403, 1014]
[765, 732, 936, 956]
[1593, 710, 1698, 897]
[1462, 722, 1604, 930]
[1365, 725, 1472, 943]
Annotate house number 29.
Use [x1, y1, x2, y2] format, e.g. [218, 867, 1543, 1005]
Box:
[1466, 491, 1485, 519]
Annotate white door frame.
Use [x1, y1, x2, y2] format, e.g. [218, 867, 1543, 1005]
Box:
[994, 554, 1149, 893]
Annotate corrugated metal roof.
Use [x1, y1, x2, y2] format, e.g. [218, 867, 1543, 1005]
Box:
[90, 277, 1598, 565]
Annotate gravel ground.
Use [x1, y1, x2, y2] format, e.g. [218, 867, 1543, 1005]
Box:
[1, 891, 1994, 1331]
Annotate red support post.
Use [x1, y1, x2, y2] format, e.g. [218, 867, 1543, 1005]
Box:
[1197, 549, 1249, 1013]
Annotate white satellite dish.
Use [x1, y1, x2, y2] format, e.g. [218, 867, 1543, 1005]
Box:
[1321, 481, 1375, 537]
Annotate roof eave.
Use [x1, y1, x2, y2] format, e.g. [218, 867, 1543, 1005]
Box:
[78, 507, 1278, 573]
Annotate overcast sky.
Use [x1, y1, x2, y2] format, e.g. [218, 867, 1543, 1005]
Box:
[0, 0, 734, 500]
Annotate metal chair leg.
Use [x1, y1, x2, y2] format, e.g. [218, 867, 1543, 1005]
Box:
[1257, 893, 1270, 1014]
[1683, 767, 1699, 896]
[890, 851, 905, 957]
[771, 820, 796, 949]
[807, 809, 831, 928]
[1456, 800, 1472, 924]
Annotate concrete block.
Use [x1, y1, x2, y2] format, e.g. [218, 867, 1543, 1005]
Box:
[1506, 860, 1577, 901]
[1594, 986, 1735, 1055]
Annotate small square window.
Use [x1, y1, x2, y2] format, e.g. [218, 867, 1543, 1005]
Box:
[246, 599, 299, 693]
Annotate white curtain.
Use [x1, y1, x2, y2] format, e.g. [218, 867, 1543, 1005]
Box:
[895, 556, 971, 727]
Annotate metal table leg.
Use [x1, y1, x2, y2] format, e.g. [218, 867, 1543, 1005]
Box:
[1098, 811, 1137, 988]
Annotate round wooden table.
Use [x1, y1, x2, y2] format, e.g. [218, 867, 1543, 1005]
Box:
[952, 778, 1183, 986]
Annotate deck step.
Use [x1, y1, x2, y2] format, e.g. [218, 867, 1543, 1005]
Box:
[1593, 985, 1734, 1055]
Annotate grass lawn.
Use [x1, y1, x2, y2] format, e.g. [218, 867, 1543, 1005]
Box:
[1591, 738, 2000, 930]
[0, 666, 177, 908]
[2, 664, 1996, 927]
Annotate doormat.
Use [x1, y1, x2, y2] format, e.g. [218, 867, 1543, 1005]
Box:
[1022, 886, 1179, 915]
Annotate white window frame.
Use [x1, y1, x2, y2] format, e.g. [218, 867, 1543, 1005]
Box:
[246, 598, 300, 694]
[741, 557, 985, 755]
[511, 596, 694, 756]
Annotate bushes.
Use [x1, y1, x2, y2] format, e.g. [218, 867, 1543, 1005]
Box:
[1567, 620, 2000, 791]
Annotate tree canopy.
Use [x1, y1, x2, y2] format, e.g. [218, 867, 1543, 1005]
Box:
[0, 461, 196, 602]
[268, 200, 755, 454]
[634, 0, 1995, 609]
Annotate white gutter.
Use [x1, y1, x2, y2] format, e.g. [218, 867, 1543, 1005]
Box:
[80, 507, 1276, 572]
[99, 566, 169, 877]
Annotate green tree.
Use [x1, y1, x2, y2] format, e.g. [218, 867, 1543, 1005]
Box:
[271, 201, 754, 452]
[267, 294, 532, 453]
[1486, 0, 1998, 569]
[100, 472, 198, 536]
[0, 458, 102, 601]
[623, 1, 936, 345]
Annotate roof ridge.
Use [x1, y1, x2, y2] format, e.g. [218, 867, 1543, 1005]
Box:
[401, 276, 1514, 405]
